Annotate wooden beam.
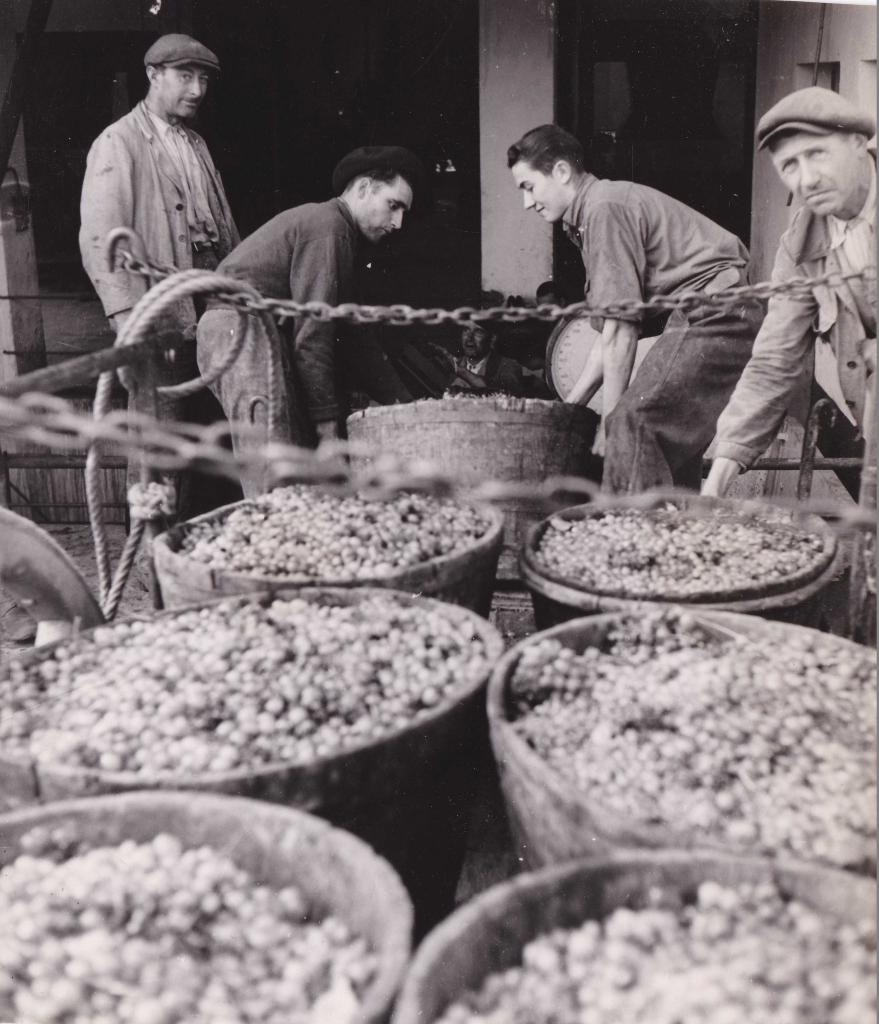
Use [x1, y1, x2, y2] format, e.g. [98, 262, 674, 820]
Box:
[0, 332, 185, 398]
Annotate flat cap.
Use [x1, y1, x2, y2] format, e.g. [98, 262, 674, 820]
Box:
[144, 34, 220, 73]
[757, 86, 875, 151]
[332, 145, 426, 196]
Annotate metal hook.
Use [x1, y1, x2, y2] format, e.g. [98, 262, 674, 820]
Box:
[105, 227, 150, 271]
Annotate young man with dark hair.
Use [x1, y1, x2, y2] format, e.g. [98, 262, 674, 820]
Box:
[196, 146, 423, 477]
[704, 87, 875, 498]
[508, 124, 761, 493]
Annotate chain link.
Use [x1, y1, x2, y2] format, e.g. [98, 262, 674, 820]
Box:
[0, 390, 874, 532]
[117, 250, 876, 328]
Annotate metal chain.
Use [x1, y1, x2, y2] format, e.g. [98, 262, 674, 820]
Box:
[116, 250, 876, 327]
[0, 391, 874, 533]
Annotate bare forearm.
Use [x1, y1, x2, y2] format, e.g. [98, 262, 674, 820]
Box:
[601, 319, 640, 415]
[566, 336, 604, 405]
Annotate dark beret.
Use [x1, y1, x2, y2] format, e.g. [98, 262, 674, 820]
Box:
[332, 146, 426, 196]
[144, 34, 220, 73]
[757, 86, 875, 151]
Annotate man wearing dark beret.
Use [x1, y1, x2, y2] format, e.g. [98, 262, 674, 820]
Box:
[196, 146, 423, 475]
[704, 87, 876, 497]
[79, 33, 239, 512]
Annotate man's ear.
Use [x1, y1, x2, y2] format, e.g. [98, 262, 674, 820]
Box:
[552, 159, 574, 184]
[356, 177, 370, 198]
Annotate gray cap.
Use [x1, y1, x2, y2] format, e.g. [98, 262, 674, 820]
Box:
[144, 33, 220, 73]
[757, 86, 875, 151]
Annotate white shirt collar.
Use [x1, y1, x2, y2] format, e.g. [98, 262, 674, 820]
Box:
[828, 162, 875, 248]
[142, 102, 183, 138]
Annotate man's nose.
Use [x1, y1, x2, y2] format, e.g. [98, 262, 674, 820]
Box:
[523, 192, 535, 210]
[390, 210, 404, 230]
[799, 158, 822, 190]
[188, 78, 206, 98]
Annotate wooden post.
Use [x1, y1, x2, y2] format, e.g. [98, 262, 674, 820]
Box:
[0, 0, 48, 384]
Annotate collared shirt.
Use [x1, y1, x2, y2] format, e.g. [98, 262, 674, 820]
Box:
[562, 174, 749, 322]
[827, 162, 876, 338]
[458, 355, 489, 376]
[828, 161, 875, 272]
[144, 103, 220, 244]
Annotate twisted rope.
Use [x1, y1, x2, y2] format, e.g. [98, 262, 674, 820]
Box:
[85, 267, 275, 611]
[100, 483, 176, 620]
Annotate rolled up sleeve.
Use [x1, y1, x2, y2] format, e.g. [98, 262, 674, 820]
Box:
[714, 241, 816, 467]
[583, 202, 647, 324]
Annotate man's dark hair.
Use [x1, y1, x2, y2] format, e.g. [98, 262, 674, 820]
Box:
[506, 125, 585, 173]
[359, 166, 405, 186]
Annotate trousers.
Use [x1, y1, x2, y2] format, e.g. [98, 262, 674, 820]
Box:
[603, 294, 763, 494]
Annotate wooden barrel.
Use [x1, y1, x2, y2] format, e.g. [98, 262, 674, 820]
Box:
[521, 498, 843, 629]
[346, 399, 599, 580]
[392, 850, 874, 1024]
[487, 610, 874, 871]
[0, 791, 411, 1024]
[153, 498, 504, 616]
[0, 587, 505, 937]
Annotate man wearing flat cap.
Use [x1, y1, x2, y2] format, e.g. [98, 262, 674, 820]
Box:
[705, 87, 876, 497]
[196, 145, 422, 474]
[79, 33, 239, 510]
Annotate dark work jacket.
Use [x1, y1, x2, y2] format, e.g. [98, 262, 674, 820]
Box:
[216, 198, 359, 423]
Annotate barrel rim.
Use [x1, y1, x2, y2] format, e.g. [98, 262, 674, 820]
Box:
[345, 396, 597, 424]
[0, 790, 413, 1024]
[391, 848, 875, 1024]
[486, 609, 875, 865]
[153, 498, 505, 592]
[1, 586, 505, 792]
[521, 496, 839, 606]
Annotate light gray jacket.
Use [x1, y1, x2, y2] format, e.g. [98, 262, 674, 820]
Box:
[79, 102, 239, 331]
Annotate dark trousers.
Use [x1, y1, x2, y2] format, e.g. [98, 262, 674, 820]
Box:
[603, 297, 764, 494]
[810, 382, 865, 500]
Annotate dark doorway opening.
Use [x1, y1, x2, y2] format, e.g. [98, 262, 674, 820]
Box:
[554, 0, 759, 295]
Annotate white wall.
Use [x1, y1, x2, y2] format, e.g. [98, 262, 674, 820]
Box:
[479, 0, 556, 299]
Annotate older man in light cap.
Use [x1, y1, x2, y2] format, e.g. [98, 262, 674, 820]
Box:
[195, 146, 423, 480]
[704, 87, 876, 497]
[76, 33, 237, 512]
[79, 33, 240, 514]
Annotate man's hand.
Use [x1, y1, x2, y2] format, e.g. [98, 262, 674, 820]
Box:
[702, 457, 743, 497]
[315, 419, 340, 444]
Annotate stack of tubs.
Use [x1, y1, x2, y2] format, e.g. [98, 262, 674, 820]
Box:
[347, 397, 600, 643]
[390, 604, 875, 1021]
[1, 584, 504, 938]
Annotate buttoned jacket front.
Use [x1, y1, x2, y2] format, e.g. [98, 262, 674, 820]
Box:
[79, 102, 239, 331]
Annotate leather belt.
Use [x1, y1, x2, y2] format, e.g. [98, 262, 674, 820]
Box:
[191, 240, 217, 254]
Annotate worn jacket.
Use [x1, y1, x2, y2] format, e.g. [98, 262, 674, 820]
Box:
[211, 199, 360, 423]
[714, 202, 875, 467]
[79, 102, 239, 330]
